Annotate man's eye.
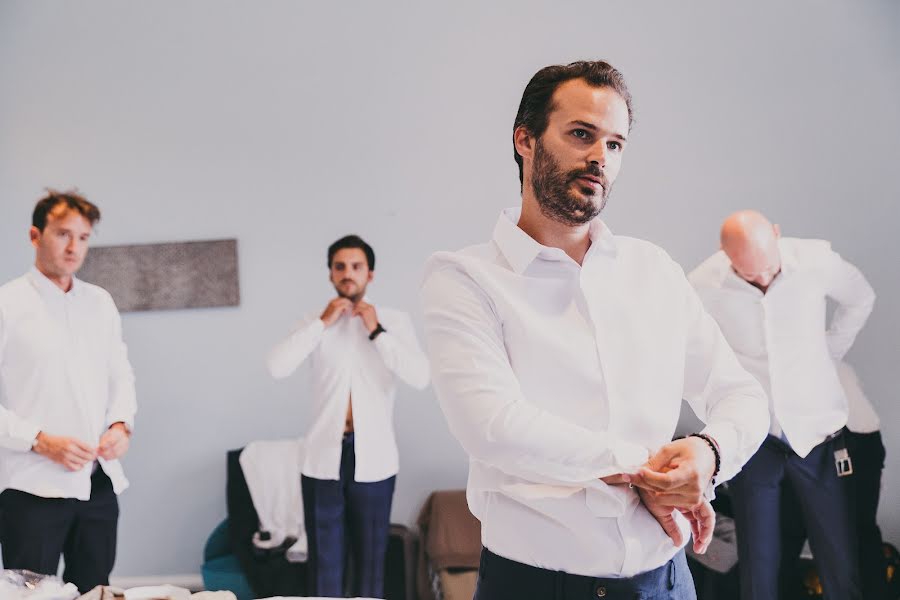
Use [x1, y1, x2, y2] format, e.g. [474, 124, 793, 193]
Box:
[572, 129, 589, 139]
[608, 141, 622, 151]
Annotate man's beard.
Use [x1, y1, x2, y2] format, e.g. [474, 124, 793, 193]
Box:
[531, 139, 611, 226]
[336, 280, 366, 303]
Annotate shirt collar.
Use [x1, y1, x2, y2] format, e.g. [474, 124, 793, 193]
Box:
[492, 206, 617, 274]
[27, 266, 81, 298]
[777, 238, 799, 276]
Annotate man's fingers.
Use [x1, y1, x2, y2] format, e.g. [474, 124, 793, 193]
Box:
[646, 444, 681, 471]
[63, 457, 88, 471]
[67, 441, 96, 462]
[689, 502, 715, 554]
[637, 467, 687, 491]
[656, 513, 683, 547]
[649, 490, 702, 509]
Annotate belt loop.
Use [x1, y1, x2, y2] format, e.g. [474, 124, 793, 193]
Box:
[667, 559, 676, 590]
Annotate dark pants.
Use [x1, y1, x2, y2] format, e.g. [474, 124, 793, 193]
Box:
[301, 433, 395, 598]
[474, 547, 697, 600]
[730, 433, 860, 600]
[781, 430, 888, 599]
[0, 467, 119, 594]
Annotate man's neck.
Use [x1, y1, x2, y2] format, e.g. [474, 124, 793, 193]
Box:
[517, 195, 592, 265]
[35, 262, 73, 293]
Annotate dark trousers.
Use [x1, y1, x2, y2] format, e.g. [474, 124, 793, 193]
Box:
[474, 548, 697, 600]
[0, 467, 119, 594]
[781, 430, 888, 599]
[301, 433, 395, 598]
[730, 433, 860, 600]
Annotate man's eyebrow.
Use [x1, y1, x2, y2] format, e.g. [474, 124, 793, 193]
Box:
[569, 120, 628, 143]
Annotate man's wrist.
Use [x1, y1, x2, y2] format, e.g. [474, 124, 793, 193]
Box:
[109, 422, 131, 436]
[369, 323, 386, 340]
[688, 433, 721, 485]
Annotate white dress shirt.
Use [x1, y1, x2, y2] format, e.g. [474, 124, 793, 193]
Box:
[689, 238, 875, 457]
[421, 208, 769, 578]
[0, 268, 137, 500]
[837, 361, 880, 434]
[267, 302, 429, 482]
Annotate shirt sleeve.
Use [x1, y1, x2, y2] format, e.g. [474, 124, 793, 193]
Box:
[267, 316, 326, 379]
[0, 306, 42, 451]
[372, 312, 430, 390]
[104, 295, 137, 432]
[681, 271, 770, 484]
[422, 263, 649, 486]
[819, 246, 875, 361]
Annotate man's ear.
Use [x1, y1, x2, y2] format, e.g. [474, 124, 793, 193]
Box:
[29, 226, 40, 248]
[513, 126, 535, 162]
[367, 270, 374, 284]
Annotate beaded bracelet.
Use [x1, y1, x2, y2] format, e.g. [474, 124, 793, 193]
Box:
[688, 433, 721, 485]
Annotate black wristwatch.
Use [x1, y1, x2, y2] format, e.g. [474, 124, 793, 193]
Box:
[369, 323, 386, 341]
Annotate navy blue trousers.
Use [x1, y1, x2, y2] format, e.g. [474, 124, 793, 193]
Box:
[0, 467, 119, 594]
[474, 548, 697, 600]
[301, 433, 395, 598]
[781, 430, 888, 599]
[730, 433, 860, 599]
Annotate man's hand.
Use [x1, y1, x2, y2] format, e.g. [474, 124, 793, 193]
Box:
[98, 423, 131, 460]
[320, 297, 353, 327]
[32, 432, 97, 471]
[639, 488, 715, 554]
[680, 498, 715, 554]
[638, 486, 684, 547]
[629, 437, 716, 509]
[353, 301, 379, 333]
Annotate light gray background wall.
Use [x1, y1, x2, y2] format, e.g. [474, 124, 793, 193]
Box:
[1, 0, 898, 578]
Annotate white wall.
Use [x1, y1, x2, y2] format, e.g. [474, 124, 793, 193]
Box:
[1, 0, 898, 578]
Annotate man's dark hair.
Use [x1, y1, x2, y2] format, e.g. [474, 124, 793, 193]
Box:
[32, 189, 101, 231]
[512, 60, 634, 187]
[327, 235, 375, 270]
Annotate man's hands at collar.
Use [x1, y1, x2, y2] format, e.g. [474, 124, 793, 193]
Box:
[321, 297, 380, 334]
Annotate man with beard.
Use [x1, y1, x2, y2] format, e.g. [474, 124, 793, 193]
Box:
[689, 210, 875, 599]
[267, 234, 429, 598]
[0, 190, 136, 593]
[421, 61, 769, 599]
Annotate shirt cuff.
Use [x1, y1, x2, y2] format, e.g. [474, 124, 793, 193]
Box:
[609, 439, 650, 474]
[106, 416, 135, 434]
[6, 419, 42, 453]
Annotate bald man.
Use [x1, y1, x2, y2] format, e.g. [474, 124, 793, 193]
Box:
[689, 211, 875, 600]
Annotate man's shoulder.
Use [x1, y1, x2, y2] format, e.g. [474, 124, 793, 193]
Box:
[0, 274, 34, 306]
[613, 235, 676, 262]
[611, 235, 688, 281]
[75, 278, 118, 308]
[781, 237, 833, 262]
[687, 251, 730, 289]
[423, 242, 501, 278]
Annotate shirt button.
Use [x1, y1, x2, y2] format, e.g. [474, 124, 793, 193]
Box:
[596, 586, 607, 597]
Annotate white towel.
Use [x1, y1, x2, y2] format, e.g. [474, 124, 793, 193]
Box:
[239, 438, 307, 562]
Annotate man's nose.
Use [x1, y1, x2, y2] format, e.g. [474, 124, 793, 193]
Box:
[587, 142, 607, 170]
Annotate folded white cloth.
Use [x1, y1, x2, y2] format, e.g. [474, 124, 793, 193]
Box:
[239, 438, 307, 562]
